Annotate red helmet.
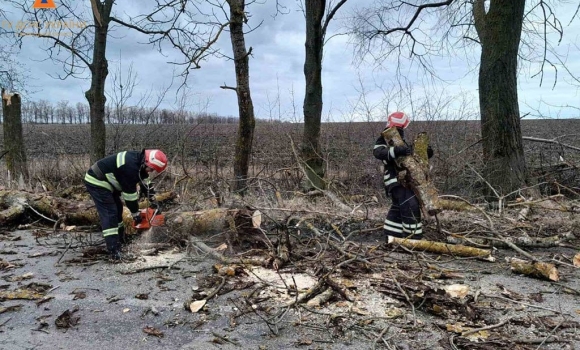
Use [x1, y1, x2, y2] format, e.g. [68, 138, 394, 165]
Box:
[386, 111, 410, 129]
[144, 149, 168, 173]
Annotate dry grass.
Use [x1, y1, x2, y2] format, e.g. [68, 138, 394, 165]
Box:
[0, 120, 578, 203]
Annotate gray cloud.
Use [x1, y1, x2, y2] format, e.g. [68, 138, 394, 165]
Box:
[5, 0, 580, 120]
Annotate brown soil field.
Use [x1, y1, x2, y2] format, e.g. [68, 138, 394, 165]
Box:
[1, 119, 579, 199]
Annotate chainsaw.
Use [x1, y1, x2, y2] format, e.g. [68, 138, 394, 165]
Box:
[132, 203, 165, 230]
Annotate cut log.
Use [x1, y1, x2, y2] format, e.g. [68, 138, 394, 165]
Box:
[446, 232, 575, 249]
[382, 128, 441, 215]
[508, 257, 559, 281]
[157, 208, 265, 247]
[438, 199, 478, 212]
[167, 208, 259, 235]
[0, 190, 98, 227]
[388, 236, 495, 261]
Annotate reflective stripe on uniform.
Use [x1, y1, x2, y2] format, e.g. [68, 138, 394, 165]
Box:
[402, 222, 422, 234]
[383, 225, 403, 233]
[384, 219, 403, 233]
[384, 177, 398, 186]
[102, 227, 118, 237]
[374, 144, 387, 149]
[384, 219, 403, 228]
[389, 147, 395, 159]
[84, 173, 113, 192]
[118, 222, 124, 228]
[116, 151, 127, 168]
[122, 191, 139, 201]
[105, 173, 122, 191]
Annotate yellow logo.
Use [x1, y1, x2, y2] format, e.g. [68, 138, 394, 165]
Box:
[33, 0, 56, 9]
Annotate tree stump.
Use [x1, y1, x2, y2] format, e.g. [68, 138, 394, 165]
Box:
[1, 89, 29, 182]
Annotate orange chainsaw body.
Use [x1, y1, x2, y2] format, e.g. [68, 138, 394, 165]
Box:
[132, 207, 165, 229]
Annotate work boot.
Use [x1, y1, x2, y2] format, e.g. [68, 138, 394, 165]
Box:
[118, 225, 128, 246]
[384, 229, 405, 242]
[104, 235, 121, 261]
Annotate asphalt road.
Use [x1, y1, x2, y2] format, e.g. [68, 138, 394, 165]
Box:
[0, 230, 274, 350]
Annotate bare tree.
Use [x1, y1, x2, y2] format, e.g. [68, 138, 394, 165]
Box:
[220, 0, 256, 195]
[346, 0, 579, 198]
[7, 0, 227, 161]
[473, 0, 526, 196]
[301, 0, 348, 190]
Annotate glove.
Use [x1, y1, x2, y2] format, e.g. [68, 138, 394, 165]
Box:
[132, 212, 142, 226]
[393, 145, 412, 157]
[427, 145, 434, 159]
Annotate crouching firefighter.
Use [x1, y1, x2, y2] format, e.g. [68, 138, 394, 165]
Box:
[84, 149, 168, 260]
[373, 112, 433, 240]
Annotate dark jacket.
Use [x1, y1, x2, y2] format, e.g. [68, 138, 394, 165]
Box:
[84, 151, 150, 214]
[373, 132, 409, 194]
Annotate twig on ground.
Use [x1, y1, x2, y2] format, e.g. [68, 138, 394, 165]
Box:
[535, 319, 564, 350]
[205, 276, 226, 301]
[388, 271, 416, 327]
[482, 294, 566, 315]
[461, 319, 509, 336]
[371, 325, 392, 350]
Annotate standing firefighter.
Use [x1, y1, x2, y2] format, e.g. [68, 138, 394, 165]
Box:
[373, 112, 433, 240]
[84, 149, 168, 260]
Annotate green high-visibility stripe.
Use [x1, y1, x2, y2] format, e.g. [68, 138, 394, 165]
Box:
[105, 173, 122, 191]
[103, 228, 118, 237]
[84, 173, 113, 192]
[123, 192, 139, 201]
[116, 151, 127, 168]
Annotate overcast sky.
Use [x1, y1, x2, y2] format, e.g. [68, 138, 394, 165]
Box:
[3, 0, 580, 121]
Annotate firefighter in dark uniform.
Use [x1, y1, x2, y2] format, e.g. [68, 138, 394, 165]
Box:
[84, 149, 168, 260]
[373, 112, 433, 240]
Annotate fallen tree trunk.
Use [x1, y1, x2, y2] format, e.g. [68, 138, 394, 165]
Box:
[382, 128, 441, 215]
[388, 236, 495, 261]
[0, 189, 173, 230]
[508, 257, 559, 281]
[0, 190, 99, 227]
[447, 232, 575, 248]
[0, 189, 267, 249]
[167, 208, 260, 236]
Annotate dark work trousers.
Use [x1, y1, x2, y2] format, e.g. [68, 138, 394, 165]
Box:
[84, 181, 124, 249]
[383, 185, 423, 239]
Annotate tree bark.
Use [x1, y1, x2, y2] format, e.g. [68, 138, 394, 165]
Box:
[473, 0, 527, 198]
[509, 257, 559, 281]
[1, 89, 28, 182]
[85, 0, 114, 162]
[382, 128, 442, 215]
[0, 189, 264, 247]
[301, 0, 326, 190]
[388, 236, 495, 261]
[227, 0, 256, 195]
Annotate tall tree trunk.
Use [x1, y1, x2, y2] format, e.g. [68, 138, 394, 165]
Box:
[1, 89, 28, 182]
[227, 0, 255, 195]
[301, 0, 326, 190]
[85, 0, 113, 162]
[473, 0, 527, 197]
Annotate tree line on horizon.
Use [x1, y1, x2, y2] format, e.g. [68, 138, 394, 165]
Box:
[0, 99, 287, 125]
